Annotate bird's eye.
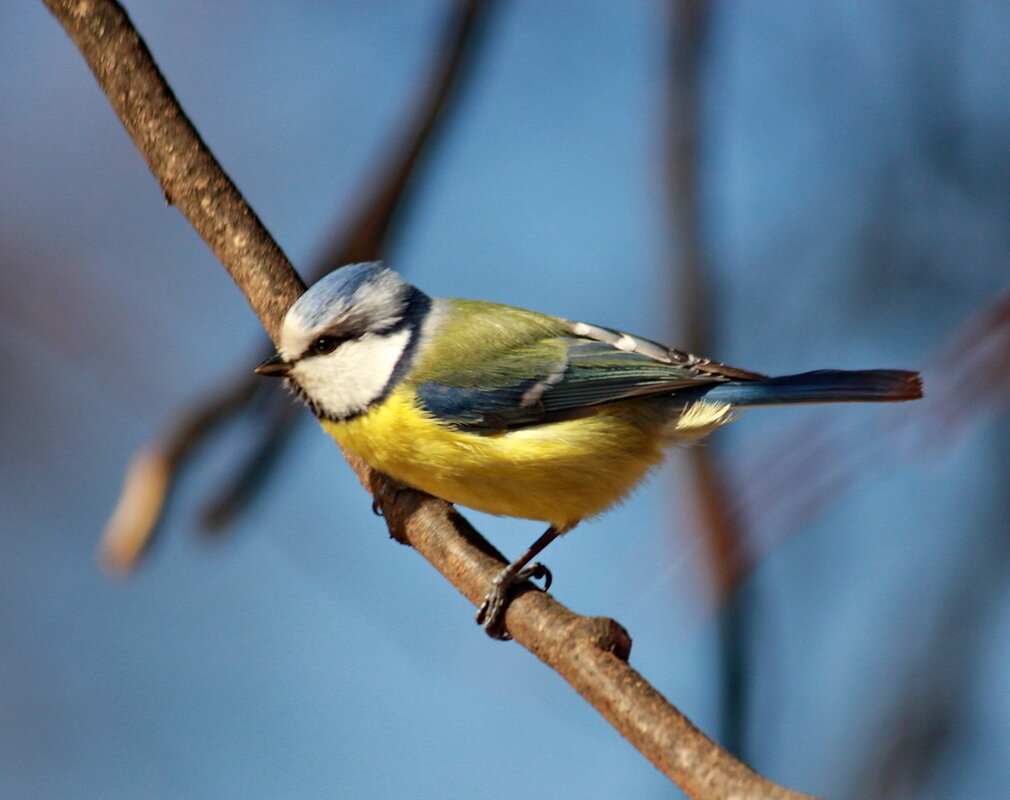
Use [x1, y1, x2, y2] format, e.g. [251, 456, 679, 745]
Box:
[310, 336, 343, 356]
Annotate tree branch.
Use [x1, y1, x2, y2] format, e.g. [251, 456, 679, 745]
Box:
[43, 1, 820, 796]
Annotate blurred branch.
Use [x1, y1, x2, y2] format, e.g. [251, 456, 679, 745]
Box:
[316, 0, 493, 269]
[103, 378, 258, 571]
[668, 0, 752, 760]
[669, 0, 747, 600]
[45, 0, 822, 795]
[198, 386, 299, 532]
[670, 0, 708, 358]
[101, 0, 496, 563]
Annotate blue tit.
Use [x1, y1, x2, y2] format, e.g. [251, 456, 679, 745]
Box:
[256, 262, 922, 638]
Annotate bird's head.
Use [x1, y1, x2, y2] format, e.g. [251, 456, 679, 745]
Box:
[257, 262, 430, 421]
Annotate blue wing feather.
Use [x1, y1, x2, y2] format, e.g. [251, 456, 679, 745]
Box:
[415, 337, 730, 432]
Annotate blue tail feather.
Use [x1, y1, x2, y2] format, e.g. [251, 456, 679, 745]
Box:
[698, 369, 922, 408]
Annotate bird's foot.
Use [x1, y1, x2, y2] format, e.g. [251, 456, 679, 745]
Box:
[369, 478, 414, 544]
[371, 484, 403, 517]
[476, 562, 552, 640]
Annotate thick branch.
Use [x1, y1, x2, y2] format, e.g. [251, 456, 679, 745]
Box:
[354, 461, 816, 800]
[43, 1, 820, 797]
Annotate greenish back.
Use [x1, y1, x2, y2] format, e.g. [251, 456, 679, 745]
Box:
[409, 299, 570, 389]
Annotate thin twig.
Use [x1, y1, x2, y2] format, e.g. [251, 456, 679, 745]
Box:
[43, 1, 821, 796]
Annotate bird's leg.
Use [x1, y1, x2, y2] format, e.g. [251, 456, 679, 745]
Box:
[476, 523, 572, 640]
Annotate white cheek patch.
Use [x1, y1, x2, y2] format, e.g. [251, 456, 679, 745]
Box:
[290, 328, 411, 420]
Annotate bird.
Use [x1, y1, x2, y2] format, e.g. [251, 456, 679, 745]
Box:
[255, 262, 922, 639]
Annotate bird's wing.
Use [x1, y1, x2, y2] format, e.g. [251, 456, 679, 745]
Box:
[412, 305, 765, 433]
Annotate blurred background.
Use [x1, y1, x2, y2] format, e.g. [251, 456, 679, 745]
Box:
[3, 1, 1010, 798]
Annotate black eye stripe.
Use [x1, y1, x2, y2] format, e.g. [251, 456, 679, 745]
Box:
[305, 335, 348, 358]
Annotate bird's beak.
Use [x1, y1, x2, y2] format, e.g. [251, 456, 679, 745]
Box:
[255, 353, 291, 377]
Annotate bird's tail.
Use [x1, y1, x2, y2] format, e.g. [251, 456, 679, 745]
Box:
[699, 369, 923, 407]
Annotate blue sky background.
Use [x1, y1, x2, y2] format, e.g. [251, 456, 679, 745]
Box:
[3, 2, 1010, 798]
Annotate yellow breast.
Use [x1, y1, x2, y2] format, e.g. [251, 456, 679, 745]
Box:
[321, 387, 682, 527]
